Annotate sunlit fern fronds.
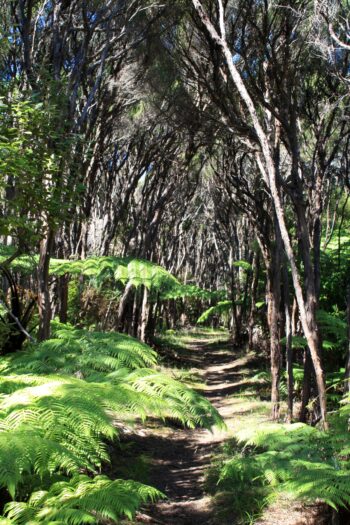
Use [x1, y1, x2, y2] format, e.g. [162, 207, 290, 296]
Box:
[114, 258, 179, 293]
[125, 368, 224, 429]
[3, 474, 163, 524]
[0, 323, 223, 499]
[0, 370, 222, 497]
[1, 322, 158, 377]
[0, 251, 220, 303]
[0, 376, 118, 496]
[0, 245, 37, 275]
[197, 301, 233, 324]
[50, 256, 180, 296]
[50, 256, 217, 301]
[50, 256, 125, 286]
[218, 422, 350, 510]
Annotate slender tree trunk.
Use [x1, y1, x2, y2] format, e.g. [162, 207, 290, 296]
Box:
[282, 262, 293, 422]
[117, 281, 133, 332]
[139, 286, 150, 343]
[291, 297, 298, 335]
[131, 289, 140, 338]
[147, 293, 160, 340]
[248, 251, 260, 349]
[58, 275, 69, 323]
[228, 248, 237, 342]
[37, 230, 54, 341]
[266, 256, 281, 421]
[300, 349, 313, 423]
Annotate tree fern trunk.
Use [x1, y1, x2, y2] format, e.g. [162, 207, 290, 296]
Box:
[59, 275, 69, 324]
[117, 281, 133, 332]
[139, 286, 150, 343]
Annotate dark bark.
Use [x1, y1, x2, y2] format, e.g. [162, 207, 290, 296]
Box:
[248, 251, 260, 349]
[266, 253, 282, 421]
[58, 275, 69, 324]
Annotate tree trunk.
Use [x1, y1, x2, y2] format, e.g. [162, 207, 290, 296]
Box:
[131, 289, 140, 338]
[37, 230, 54, 341]
[58, 275, 69, 324]
[266, 257, 281, 421]
[282, 262, 293, 422]
[117, 281, 133, 332]
[248, 251, 260, 349]
[191, 0, 328, 427]
[139, 286, 150, 343]
[300, 349, 313, 423]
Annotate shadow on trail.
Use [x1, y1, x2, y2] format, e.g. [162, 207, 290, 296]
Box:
[127, 331, 265, 525]
[125, 332, 333, 525]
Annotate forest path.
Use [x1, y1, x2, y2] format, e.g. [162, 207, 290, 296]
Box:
[130, 329, 330, 525]
[133, 329, 265, 525]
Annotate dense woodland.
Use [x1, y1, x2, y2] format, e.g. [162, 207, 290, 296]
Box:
[0, 0, 350, 524]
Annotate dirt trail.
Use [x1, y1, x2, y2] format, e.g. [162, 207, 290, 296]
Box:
[133, 331, 329, 525]
[134, 332, 246, 525]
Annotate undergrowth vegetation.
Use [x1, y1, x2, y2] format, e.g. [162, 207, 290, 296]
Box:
[0, 324, 223, 524]
[207, 410, 350, 524]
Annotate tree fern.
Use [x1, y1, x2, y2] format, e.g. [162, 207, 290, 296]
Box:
[1, 322, 158, 378]
[280, 309, 347, 352]
[49, 256, 215, 301]
[197, 301, 233, 324]
[217, 422, 350, 511]
[3, 475, 163, 524]
[1, 250, 220, 305]
[0, 324, 223, 506]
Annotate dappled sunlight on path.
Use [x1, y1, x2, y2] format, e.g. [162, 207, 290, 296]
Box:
[132, 330, 268, 524]
[131, 330, 328, 525]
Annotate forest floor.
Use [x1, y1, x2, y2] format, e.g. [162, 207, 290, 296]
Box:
[120, 329, 330, 525]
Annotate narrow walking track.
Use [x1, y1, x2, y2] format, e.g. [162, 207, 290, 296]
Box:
[134, 331, 251, 525]
[132, 331, 329, 525]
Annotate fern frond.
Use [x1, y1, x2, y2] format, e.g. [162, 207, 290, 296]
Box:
[197, 301, 233, 324]
[0, 324, 223, 498]
[2, 323, 158, 378]
[49, 256, 217, 301]
[4, 475, 163, 524]
[218, 422, 350, 511]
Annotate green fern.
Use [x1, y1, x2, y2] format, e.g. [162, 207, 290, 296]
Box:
[1, 322, 158, 378]
[3, 475, 163, 524]
[0, 324, 223, 503]
[280, 310, 347, 352]
[1, 250, 219, 303]
[50, 256, 192, 299]
[217, 422, 350, 511]
[232, 260, 252, 271]
[197, 301, 233, 324]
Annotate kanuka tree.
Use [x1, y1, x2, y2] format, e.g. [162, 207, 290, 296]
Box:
[2, 0, 164, 340]
[161, 0, 350, 426]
